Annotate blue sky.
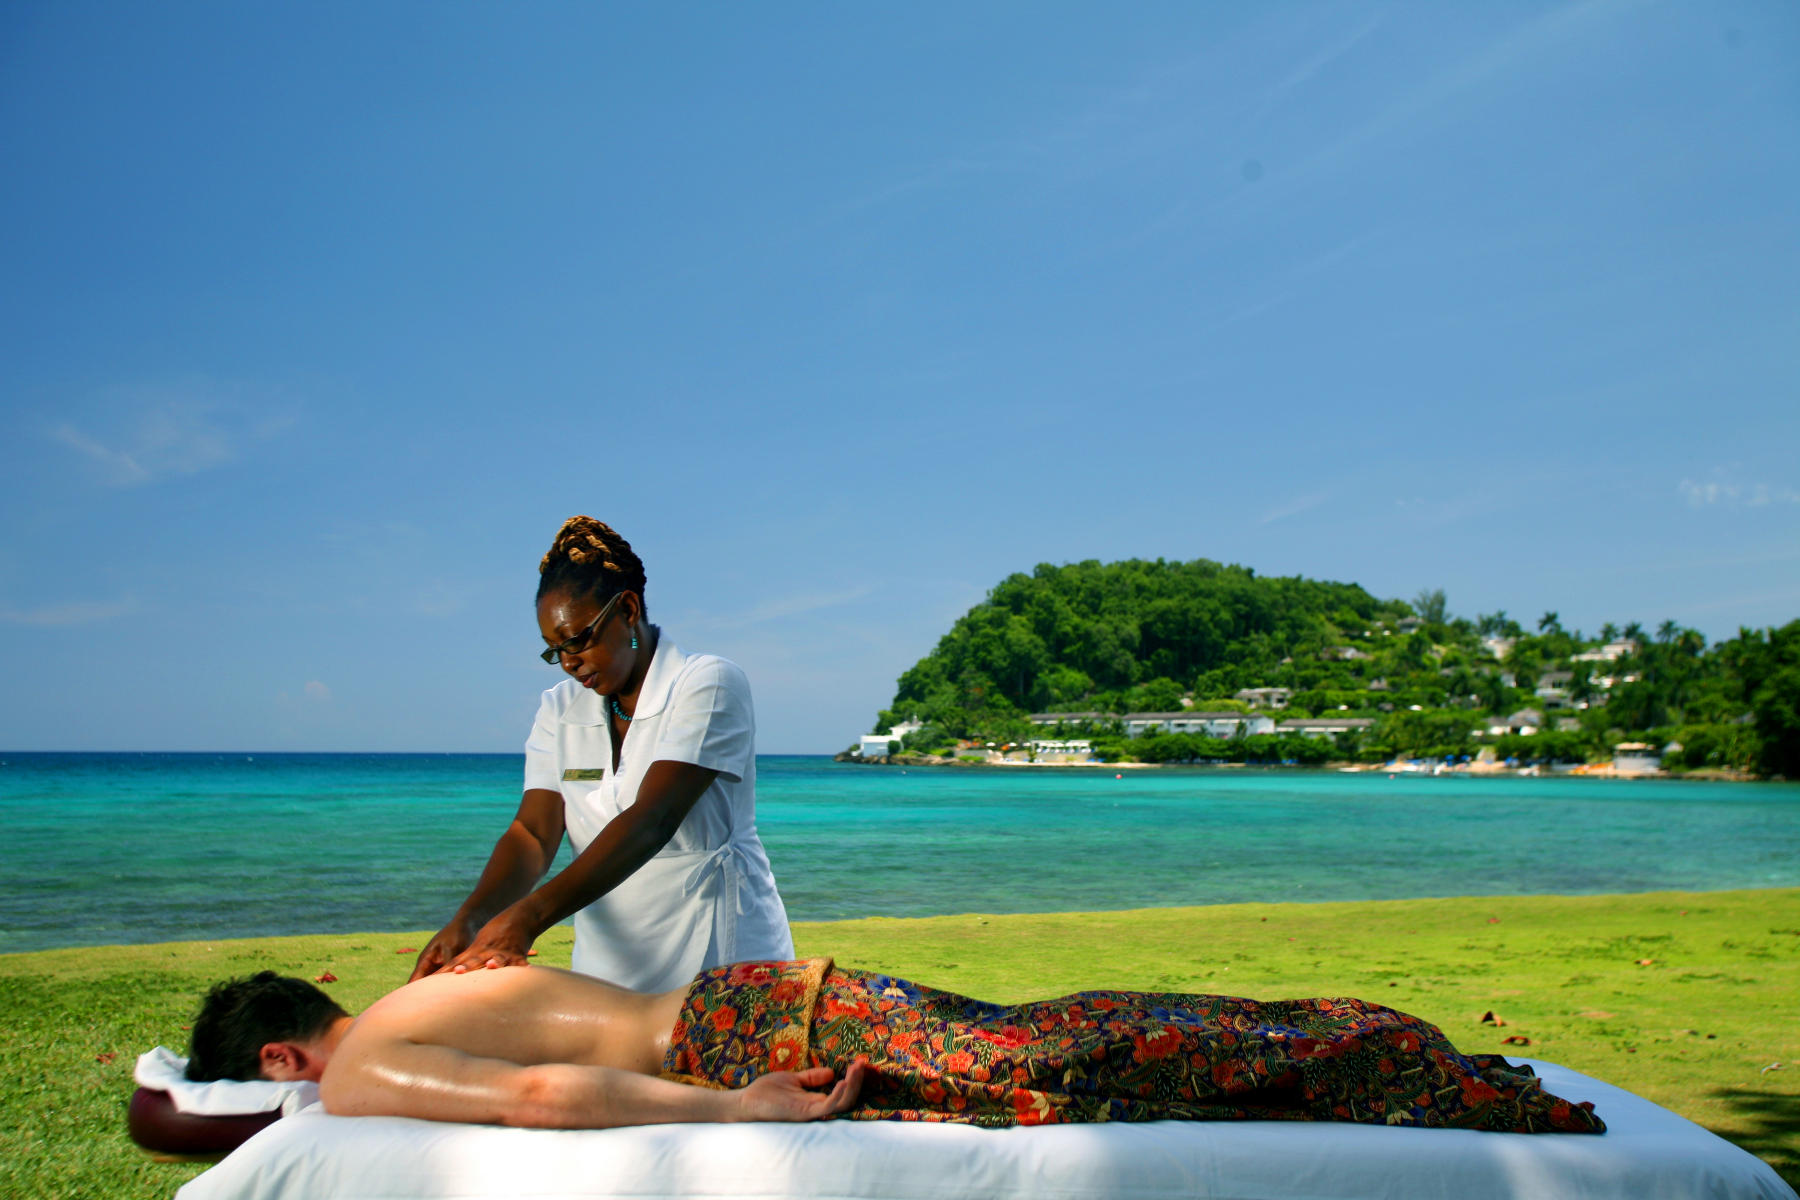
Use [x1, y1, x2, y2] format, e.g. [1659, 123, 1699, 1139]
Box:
[2, 2, 1796, 753]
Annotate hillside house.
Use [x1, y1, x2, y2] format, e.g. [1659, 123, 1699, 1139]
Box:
[1573, 639, 1640, 664]
[1535, 670, 1574, 708]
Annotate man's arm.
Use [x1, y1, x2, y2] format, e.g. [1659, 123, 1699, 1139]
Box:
[320, 1039, 864, 1128]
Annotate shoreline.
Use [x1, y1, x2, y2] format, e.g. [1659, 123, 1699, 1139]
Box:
[834, 752, 1766, 782]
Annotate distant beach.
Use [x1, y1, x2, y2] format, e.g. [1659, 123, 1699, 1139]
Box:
[4, 752, 1799, 953]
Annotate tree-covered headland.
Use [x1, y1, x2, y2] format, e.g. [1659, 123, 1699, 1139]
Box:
[871, 559, 1800, 777]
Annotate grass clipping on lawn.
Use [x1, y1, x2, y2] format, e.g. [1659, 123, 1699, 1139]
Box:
[4, 888, 1795, 1198]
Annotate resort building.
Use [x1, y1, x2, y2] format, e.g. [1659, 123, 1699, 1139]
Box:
[1026, 712, 1113, 728]
[1274, 718, 1374, 739]
[1120, 712, 1277, 738]
[1233, 687, 1292, 709]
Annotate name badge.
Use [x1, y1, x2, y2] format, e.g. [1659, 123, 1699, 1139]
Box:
[562, 768, 607, 781]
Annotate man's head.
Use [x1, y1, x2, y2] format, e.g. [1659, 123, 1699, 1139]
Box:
[186, 971, 349, 1082]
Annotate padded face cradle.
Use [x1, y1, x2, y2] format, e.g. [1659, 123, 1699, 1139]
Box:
[127, 1088, 282, 1159]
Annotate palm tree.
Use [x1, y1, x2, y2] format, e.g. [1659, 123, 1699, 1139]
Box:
[1600, 622, 1619, 643]
[1657, 619, 1678, 644]
[1539, 611, 1561, 635]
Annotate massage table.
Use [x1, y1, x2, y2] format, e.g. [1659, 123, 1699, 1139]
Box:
[173, 1060, 1793, 1200]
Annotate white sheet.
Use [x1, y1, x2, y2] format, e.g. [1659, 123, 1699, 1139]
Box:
[174, 1061, 1795, 1200]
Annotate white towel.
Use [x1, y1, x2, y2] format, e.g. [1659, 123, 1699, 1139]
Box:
[135, 1046, 319, 1117]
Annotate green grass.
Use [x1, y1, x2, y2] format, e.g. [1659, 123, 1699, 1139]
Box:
[5, 889, 1796, 1197]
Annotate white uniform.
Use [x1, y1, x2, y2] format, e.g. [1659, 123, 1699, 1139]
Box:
[522, 637, 794, 992]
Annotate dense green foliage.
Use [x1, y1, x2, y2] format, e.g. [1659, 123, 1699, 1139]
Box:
[873, 559, 1799, 775]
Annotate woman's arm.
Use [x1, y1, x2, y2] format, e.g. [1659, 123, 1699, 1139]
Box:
[410, 788, 565, 981]
[441, 760, 719, 973]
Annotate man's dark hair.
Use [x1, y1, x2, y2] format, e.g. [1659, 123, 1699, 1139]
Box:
[186, 971, 348, 1082]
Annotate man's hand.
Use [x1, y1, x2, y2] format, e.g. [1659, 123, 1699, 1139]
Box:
[443, 905, 541, 974]
[409, 916, 477, 982]
[734, 1061, 867, 1122]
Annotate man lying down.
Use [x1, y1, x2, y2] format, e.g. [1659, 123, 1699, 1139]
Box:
[185, 957, 1603, 1134]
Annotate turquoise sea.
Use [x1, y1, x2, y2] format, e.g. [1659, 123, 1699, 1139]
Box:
[3, 753, 1798, 953]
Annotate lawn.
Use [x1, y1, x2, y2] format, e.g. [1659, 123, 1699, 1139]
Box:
[4, 888, 1794, 1197]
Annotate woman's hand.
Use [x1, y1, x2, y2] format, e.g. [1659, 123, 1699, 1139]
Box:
[734, 1061, 866, 1123]
[443, 903, 543, 973]
[408, 915, 477, 982]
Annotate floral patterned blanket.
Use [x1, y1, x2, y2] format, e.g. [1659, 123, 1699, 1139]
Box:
[660, 958, 1604, 1132]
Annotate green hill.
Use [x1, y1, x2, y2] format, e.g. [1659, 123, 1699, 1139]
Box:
[871, 558, 1799, 775]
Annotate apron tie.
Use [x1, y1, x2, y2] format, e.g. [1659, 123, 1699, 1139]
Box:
[682, 838, 753, 960]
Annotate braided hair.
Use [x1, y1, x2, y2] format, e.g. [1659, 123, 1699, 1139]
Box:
[537, 515, 648, 615]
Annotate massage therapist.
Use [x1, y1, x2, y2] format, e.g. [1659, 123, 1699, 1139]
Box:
[410, 516, 793, 991]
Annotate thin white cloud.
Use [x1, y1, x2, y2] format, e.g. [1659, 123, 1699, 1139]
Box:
[1675, 586, 1800, 616]
[1679, 479, 1800, 508]
[1285, 0, 1632, 187]
[737, 585, 879, 626]
[45, 381, 293, 487]
[303, 681, 331, 702]
[675, 585, 879, 633]
[1259, 491, 1329, 526]
[1746, 483, 1800, 507]
[1679, 479, 1738, 507]
[0, 599, 134, 626]
[1271, 11, 1387, 94]
[1390, 487, 1513, 530]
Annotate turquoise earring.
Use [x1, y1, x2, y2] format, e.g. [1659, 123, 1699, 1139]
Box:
[631, 634, 638, 650]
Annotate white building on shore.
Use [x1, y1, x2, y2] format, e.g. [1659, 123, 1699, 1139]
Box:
[1027, 739, 1094, 762]
[855, 719, 923, 757]
[1613, 743, 1663, 775]
[858, 734, 900, 758]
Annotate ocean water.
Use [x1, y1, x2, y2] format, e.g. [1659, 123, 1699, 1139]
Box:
[2, 752, 1797, 953]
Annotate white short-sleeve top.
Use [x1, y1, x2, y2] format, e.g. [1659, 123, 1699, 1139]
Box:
[523, 636, 793, 991]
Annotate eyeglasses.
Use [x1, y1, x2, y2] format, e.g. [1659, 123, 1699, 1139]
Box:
[539, 592, 624, 664]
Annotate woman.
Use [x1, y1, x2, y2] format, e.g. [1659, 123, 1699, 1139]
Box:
[410, 516, 794, 991]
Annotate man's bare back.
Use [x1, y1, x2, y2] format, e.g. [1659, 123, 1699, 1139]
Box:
[279, 967, 862, 1128]
[343, 966, 683, 1079]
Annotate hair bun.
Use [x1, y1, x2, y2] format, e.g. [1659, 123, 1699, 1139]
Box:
[537, 516, 648, 612]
